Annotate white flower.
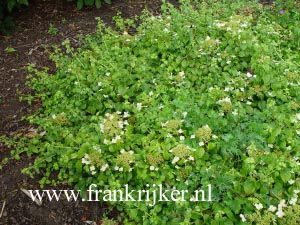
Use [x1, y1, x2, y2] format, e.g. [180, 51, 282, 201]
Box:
[97, 82, 102, 87]
[189, 156, 194, 161]
[172, 156, 180, 164]
[119, 167, 124, 172]
[276, 210, 284, 218]
[178, 129, 183, 134]
[123, 112, 129, 118]
[82, 158, 90, 165]
[226, 60, 231, 65]
[52, 114, 56, 119]
[159, 104, 164, 110]
[278, 199, 287, 208]
[101, 164, 109, 172]
[105, 72, 110, 76]
[215, 22, 225, 28]
[246, 72, 252, 78]
[246, 101, 252, 105]
[91, 171, 96, 175]
[137, 103, 143, 111]
[199, 142, 205, 146]
[103, 139, 109, 144]
[232, 110, 238, 116]
[294, 190, 300, 194]
[114, 166, 119, 171]
[239, 214, 247, 222]
[268, 205, 277, 212]
[241, 22, 247, 28]
[190, 134, 195, 139]
[90, 165, 96, 171]
[268, 144, 274, 148]
[163, 28, 169, 33]
[254, 203, 263, 210]
[149, 91, 153, 96]
[180, 135, 185, 141]
[150, 166, 155, 171]
[129, 150, 134, 155]
[120, 149, 125, 154]
[179, 71, 185, 77]
[287, 146, 292, 150]
[167, 133, 173, 138]
[226, 27, 232, 31]
[182, 112, 187, 118]
[289, 179, 295, 185]
[289, 196, 297, 205]
[212, 135, 218, 139]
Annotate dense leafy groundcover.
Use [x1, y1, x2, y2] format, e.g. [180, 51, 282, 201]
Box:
[16, 0, 300, 224]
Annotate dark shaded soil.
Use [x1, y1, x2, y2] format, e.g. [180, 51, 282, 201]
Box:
[0, 0, 179, 224]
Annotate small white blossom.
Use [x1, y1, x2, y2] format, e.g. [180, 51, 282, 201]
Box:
[149, 91, 153, 96]
[226, 60, 231, 65]
[114, 166, 119, 171]
[254, 203, 263, 210]
[178, 129, 183, 134]
[137, 103, 143, 111]
[240, 214, 247, 222]
[246, 72, 252, 78]
[119, 167, 124, 172]
[289, 179, 295, 185]
[167, 133, 173, 138]
[232, 110, 238, 116]
[150, 166, 155, 171]
[190, 134, 195, 139]
[123, 112, 129, 118]
[172, 156, 180, 164]
[289, 196, 297, 205]
[276, 210, 284, 218]
[182, 112, 187, 118]
[199, 142, 205, 146]
[180, 135, 185, 141]
[100, 164, 109, 172]
[268, 205, 277, 212]
[189, 156, 194, 161]
[268, 144, 274, 148]
[212, 135, 218, 139]
[97, 82, 102, 87]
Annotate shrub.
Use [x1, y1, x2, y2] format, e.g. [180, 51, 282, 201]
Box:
[17, 0, 300, 224]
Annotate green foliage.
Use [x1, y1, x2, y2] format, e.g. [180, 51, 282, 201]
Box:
[48, 23, 58, 35]
[17, 0, 300, 224]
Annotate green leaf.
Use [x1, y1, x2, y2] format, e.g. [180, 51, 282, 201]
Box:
[280, 169, 291, 183]
[244, 179, 256, 195]
[6, 47, 16, 53]
[84, 0, 94, 6]
[95, 0, 101, 8]
[77, 0, 84, 9]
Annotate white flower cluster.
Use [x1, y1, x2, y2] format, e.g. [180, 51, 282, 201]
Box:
[100, 112, 129, 144]
[81, 154, 108, 175]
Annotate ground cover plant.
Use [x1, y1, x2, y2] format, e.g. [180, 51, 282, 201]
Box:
[13, 0, 300, 224]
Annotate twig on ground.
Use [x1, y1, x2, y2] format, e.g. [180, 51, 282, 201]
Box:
[0, 201, 6, 218]
[20, 188, 42, 206]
